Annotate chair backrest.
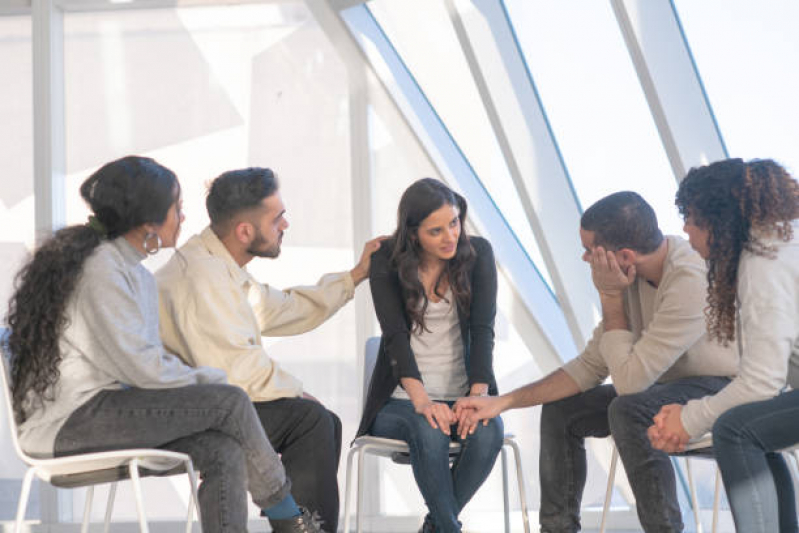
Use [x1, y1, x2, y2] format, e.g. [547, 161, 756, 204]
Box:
[363, 337, 381, 409]
[0, 327, 33, 464]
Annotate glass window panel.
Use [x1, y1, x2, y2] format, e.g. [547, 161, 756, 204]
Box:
[674, 0, 799, 175]
[368, 0, 556, 291]
[0, 14, 38, 521]
[505, 0, 683, 236]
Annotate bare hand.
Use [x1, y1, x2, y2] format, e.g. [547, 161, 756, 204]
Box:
[453, 396, 504, 438]
[416, 401, 456, 435]
[351, 236, 388, 285]
[648, 404, 690, 452]
[590, 246, 636, 296]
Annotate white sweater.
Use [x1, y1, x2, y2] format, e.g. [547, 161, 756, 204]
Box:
[681, 221, 799, 438]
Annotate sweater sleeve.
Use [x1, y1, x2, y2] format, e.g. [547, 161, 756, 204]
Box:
[254, 272, 355, 336]
[369, 242, 421, 382]
[562, 323, 610, 391]
[681, 253, 796, 438]
[597, 262, 710, 395]
[466, 238, 497, 385]
[77, 262, 226, 388]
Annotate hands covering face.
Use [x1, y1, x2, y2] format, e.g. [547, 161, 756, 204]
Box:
[588, 246, 637, 296]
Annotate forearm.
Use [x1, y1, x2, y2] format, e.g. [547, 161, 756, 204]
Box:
[504, 368, 581, 410]
[469, 382, 489, 396]
[599, 291, 627, 331]
[400, 377, 431, 409]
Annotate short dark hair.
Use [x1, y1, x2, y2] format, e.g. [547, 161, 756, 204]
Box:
[206, 168, 278, 232]
[580, 191, 663, 254]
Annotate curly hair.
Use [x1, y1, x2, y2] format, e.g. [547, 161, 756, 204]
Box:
[676, 158, 799, 345]
[5, 156, 177, 424]
[390, 178, 476, 333]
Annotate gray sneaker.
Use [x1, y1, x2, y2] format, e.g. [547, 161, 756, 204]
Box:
[268, 507, 326, 533]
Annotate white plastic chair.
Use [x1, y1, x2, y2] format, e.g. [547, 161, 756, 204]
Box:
[0, 329, 201, 533]
[341, 337, 531, 533]
[600, 434, 799, 533]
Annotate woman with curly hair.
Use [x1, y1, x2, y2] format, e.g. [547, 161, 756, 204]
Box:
[648, 158, 799, 533]
[355, 178, 503, 533]
[5, 156, 323, 533]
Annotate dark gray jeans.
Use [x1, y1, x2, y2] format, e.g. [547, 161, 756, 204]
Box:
[255, 397, 342, 532]
[539, 376, 731, 533]
[54, 384, 290, 533]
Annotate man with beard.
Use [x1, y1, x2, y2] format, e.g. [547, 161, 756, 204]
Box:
[156, 167, 382, 533]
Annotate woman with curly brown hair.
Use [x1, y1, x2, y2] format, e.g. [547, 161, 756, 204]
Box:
[648, 158, 799, 533]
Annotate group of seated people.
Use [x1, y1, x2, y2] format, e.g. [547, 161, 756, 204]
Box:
[2, 155, 797, 533]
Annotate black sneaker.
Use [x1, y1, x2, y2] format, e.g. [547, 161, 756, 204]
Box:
[269, 507, 326, 533]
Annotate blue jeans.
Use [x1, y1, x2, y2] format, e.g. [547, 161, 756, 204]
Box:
[54, 384, 289, 533]
[713, 389, 799, 533]
[539, 376, 731, 533]
[370, 398, 504, 533]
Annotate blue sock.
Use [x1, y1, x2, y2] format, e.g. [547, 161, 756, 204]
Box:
[261, 494, 300, 520]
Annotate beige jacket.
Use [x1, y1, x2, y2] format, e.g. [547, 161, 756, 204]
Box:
[563, 236, 739, 396]
[156, 227, 354, 401]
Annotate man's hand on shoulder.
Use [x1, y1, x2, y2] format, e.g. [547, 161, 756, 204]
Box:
[350, 235, 388, 285]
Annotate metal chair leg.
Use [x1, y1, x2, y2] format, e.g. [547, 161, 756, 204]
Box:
[104, 482, 117, 533]
[505, 438, 531, 533]
[15, 468, 36, 533]
[129, 459, 149, 533]
[599, 445, 619, 533]
[684, 457, 703, 533]
[712, 466, 722, 533]
[342, 445, 359, 533]
[185, 460, 201, 533]
[356, 446, 367, 533]
[501, 447, 510, 533]
[81, 485, 95, 533]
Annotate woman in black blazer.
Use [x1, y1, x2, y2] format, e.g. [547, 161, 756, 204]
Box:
[355, 178, 503, 533]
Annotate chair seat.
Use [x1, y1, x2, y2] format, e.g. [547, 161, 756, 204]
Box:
[29, 448, 192, 484]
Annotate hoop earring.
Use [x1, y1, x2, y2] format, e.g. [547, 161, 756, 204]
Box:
[143, 232, 162, 255]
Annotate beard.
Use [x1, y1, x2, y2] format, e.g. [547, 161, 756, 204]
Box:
[247, 230, 282, 258]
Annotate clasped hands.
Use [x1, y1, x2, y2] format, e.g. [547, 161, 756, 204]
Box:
[648, 403, 691, 453]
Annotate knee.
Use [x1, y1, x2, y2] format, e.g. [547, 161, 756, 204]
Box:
[329, 409, 342, 444]
[541, 398, 571, 435]
[465, 417, 504, 455]
[199, 432, 246, 478]
[406, 418, 451, 453]
[712, 408, 743, 447]
[302, 400, 339, 438]
[607, 394, 647, 437]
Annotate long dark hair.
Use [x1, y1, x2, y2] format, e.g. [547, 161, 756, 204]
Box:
[676, 158, 799, 345]
[6, 156, 178, 423]
[390, 178, 476, 332]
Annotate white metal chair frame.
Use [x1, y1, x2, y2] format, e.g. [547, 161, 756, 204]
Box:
[341, 338, 531, 533]
[1, 332, 201, 533]
[600, 435, 799, 533]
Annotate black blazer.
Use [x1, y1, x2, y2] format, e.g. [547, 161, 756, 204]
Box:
[355, 235, 499, 438]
